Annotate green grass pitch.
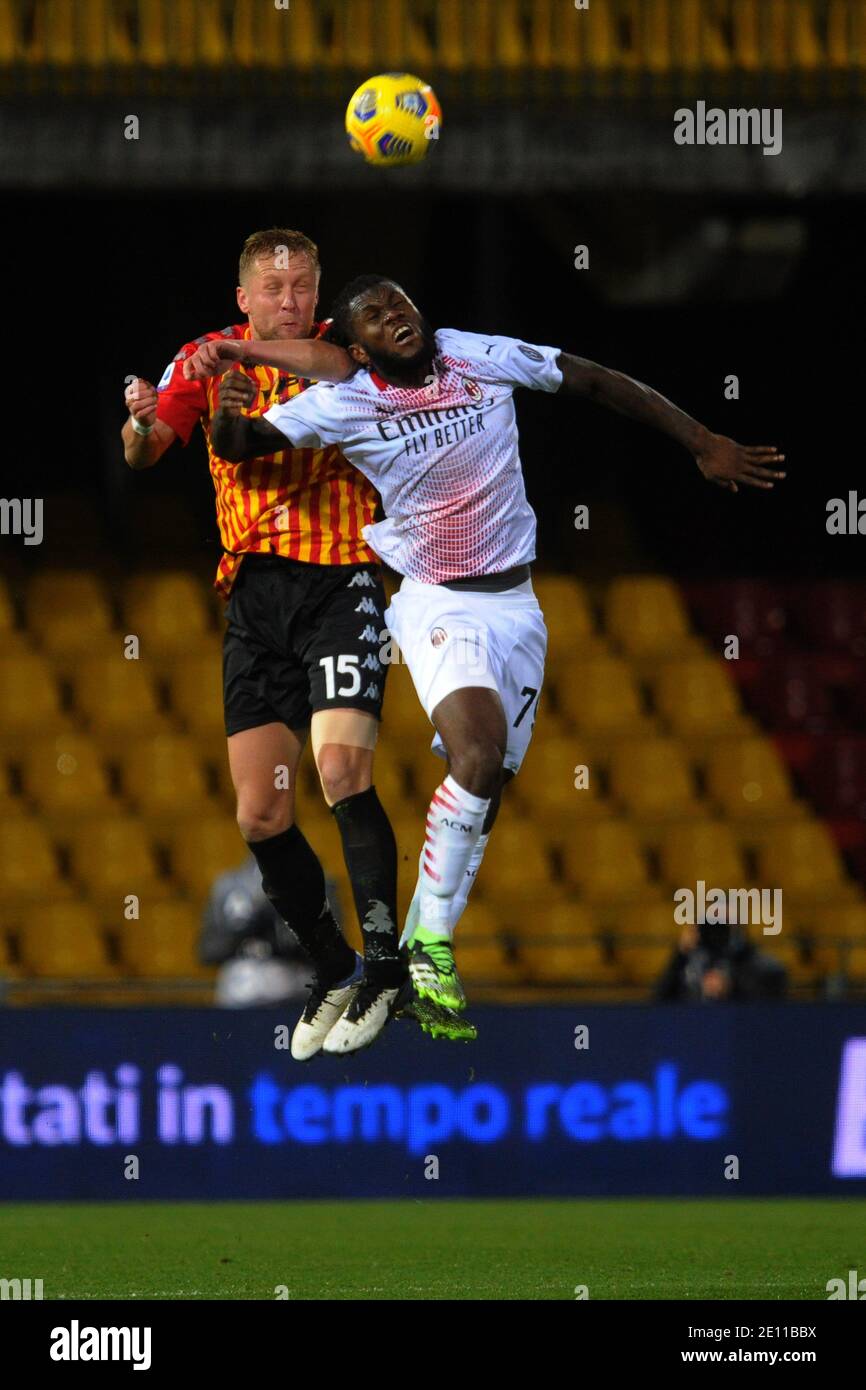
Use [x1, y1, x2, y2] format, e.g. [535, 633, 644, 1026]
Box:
[1, 1199, 862, 1300]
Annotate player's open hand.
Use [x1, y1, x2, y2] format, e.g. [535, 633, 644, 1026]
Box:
[695, 434, 786, 494]
[124, 376, 159, 427]
[215, 366, 257, 417]
[183, 339, 245, 380]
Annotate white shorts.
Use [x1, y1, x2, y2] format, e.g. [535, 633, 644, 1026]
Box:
[384, 575, 548, 776]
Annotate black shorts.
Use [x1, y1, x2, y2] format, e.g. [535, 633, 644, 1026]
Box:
[223, 554, 389, 737]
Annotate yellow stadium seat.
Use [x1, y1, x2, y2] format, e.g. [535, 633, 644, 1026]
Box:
[294, 808, 352, 893]
[0, 816, 71, 910]
[532, 575, 603, 650]
[66, 817, 165, 902]
[18, 901, 114, 979]
[172, 818, 249, 897]
[0, 577, 17, 636]
[119, 900, 206, 977]
[166, 647, 225, 736]
[73, 652, 168, 741]
[511, 898, 598, 941]
[554, 656, 655, 741]
[658, 820, 748, 889]
[0, 755, 20, 809]
[615, 900, 680, 941]
[454, 901, 502, 939]
[470, 821, 558, 902]
[843, 945, 866, 984]
[516, 735, 609, 823]
[617, 941, 677, 987]
[609, 737, 701, 820]
[828, 0, 854, 69]
[380, 661, 432, 739]
[121, 734, 214, 819]
[804, 903, 866, 941]
[705, 738, 802, 820]
[560, 820, 651, 902]
[455, 939, 522, 986]
[22, 734, 117, 819]
[0, 651, 68, 745]
[758, 823, 859, 902]
[604, 576, 700, 660]
[26, 570, 114, 654]
[400, 742, 449, 802]
[520, 938, 618, 986]
[761, 940, 822, 988]
[364, 752, 409, 810]
[124, 572, 213, 657]
[652, 657, 753, 743]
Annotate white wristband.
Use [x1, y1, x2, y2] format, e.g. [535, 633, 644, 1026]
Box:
[131, 416, 154, 437]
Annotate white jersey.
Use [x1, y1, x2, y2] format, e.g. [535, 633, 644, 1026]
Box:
[263, 328, 563, 583]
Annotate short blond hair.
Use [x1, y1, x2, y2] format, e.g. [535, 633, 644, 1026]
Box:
[238, 228, 320, 284]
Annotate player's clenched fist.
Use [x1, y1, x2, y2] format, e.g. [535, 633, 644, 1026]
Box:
[216, 368, 257, 417]
[124, 376, 159, 427]
[183, 339, 245, 380]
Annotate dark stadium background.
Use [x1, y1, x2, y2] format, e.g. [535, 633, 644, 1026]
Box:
[10, 187, 864, 580]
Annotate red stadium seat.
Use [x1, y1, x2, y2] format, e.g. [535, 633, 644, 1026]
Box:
[800, 583, 866, 657]
[740, 656, 838, 735]
[685, 580, 793, 657]
[800, 737, 866, 819]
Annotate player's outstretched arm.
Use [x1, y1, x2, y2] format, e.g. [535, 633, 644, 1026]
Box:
[183, 336, 354, 384]
[209, 368, 286, 462]
[556, 352, 785, 493]
[121, 376, 177, 470]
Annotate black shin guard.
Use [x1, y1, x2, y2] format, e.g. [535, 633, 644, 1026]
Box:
[330, 786, 403, 980]
[247, 825, 356, 982]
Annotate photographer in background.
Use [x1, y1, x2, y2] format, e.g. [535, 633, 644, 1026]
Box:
[654, 911, 788, 1003]
[200, 856, 312, 1008]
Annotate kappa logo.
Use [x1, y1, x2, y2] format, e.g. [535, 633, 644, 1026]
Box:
[361, 653, 381, 672]
[348, 571, 376, 589]
[364, 900, 395, 934]
[354, 597, 379, 615]
[431, 627, 448, 648]
[462, 376, 483, 403]
[363, 682, 380, 700]
[358, 624, 379, 643]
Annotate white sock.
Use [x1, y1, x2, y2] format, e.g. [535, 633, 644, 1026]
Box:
[448, 832, 489, 938]
[401, 831, 490, 946]
[416, 775, 490, 939]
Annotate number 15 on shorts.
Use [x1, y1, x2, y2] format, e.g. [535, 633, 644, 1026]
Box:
[319, 654, 361, 698]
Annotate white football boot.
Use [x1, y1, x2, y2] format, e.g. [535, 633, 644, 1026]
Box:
[291, 954, 363, 1061]
[322, 972, 404, 1055]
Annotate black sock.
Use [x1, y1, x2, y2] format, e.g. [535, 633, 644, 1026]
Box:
[330, 785, 403, 978]
[247, 825, 356, 983]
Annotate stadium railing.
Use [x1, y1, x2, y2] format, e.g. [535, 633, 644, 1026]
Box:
[2, 0, 865, 100]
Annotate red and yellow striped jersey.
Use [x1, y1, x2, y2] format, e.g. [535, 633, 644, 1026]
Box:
[155, 321, 379, 598]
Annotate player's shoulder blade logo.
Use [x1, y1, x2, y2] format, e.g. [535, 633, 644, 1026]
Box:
[430, 626, 448, 648]
[461, 376, 483, 403]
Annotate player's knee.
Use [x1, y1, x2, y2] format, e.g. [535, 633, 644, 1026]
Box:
[236, 799, 293, 843]
[316, 744, 372, 806]
[450, 740, 504, 798]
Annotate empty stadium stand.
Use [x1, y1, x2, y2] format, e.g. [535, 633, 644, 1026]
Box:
[1, 567, 864, 1003]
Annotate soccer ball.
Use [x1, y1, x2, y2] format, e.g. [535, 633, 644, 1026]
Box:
[345, 72, 441, 167]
